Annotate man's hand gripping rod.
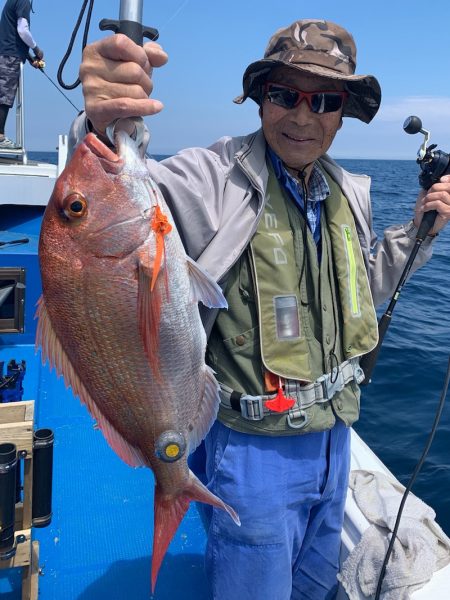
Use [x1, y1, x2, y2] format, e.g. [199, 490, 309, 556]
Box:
[99, 0, 159, 146]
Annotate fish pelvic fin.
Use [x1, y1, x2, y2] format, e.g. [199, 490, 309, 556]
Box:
[188, 365, 220, 453]
[186, 256, 228, 309]
[35, 296, 145, 467]
[152, 470, 240, 592]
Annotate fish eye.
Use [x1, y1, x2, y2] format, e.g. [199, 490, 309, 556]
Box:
[63, 193, 88, 219]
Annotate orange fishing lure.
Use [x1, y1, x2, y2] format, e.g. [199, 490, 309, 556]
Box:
[150, 205, 172, 291]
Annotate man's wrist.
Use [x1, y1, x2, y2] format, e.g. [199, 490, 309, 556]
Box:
[405, 219, 438, 244]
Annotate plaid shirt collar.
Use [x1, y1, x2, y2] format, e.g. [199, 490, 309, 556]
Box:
[267, 146, 330, 206]
[267, 147, 330, 244]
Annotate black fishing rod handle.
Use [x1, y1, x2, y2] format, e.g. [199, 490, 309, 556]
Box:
[416, 209, 438, 241]
[99, 19, 159, 46]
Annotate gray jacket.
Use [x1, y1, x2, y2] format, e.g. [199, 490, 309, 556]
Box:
[147, 128, 432, 298]
[70, 119, 433, 331]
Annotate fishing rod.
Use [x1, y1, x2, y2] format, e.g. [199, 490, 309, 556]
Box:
[25, 50, 81, 113]
[360, 116, 450, 383]
[35, 62, 81, 112]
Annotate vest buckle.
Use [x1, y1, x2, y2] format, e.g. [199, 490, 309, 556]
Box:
[317, 368, 345, 401]
[286, 409, 310, 430]
[239, 395, 265, 421]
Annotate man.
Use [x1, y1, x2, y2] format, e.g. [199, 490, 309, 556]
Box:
[0, 0, 43, 149]
[73, 19, 450, 599]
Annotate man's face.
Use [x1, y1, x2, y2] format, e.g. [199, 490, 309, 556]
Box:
[261, 67, 345, 176]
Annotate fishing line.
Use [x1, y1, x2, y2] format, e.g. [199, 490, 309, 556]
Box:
[37, 68, 81, 112]
[374, 356, 450, 599]
[157, 0, 190, 33]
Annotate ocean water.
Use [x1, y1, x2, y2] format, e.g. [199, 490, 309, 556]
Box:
[29, 152, 450, 533]
[338, 159, 450, 534]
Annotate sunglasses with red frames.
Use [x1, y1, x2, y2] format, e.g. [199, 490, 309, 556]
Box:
[264, 82, 348, 114]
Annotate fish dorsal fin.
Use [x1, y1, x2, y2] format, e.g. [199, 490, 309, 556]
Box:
[35, 296, 145, 467]
[188, 365, 221, 453]
[186, 256, 228, 309]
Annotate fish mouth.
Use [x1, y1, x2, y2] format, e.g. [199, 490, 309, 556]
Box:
[84, 134, 124, 174]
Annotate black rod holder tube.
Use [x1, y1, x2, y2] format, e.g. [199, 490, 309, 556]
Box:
[32, 428, 54, 528]
[15, 459, 22, 503]
[0, 442, 18, 560]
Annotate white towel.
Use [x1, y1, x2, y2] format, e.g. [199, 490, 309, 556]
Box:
[337, 469, 450, 599]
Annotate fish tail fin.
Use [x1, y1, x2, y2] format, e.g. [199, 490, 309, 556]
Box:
[151, 470, 240, 592]
[151, 485, 190, 593]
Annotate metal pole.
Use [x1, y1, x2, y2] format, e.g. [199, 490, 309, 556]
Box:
[119, 0, 143, 23]
[18, 63, 26, 164]
[12, 63, 27, 163]
[15, 64, 21, 149]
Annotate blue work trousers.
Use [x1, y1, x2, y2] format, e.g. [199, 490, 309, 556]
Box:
[191, 419, 350, 600]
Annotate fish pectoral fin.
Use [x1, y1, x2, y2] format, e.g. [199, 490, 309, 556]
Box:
[137, 247, 154, 280]
[36, 296, 145, 468]
[96, 418, 146, 468]
[137, 260, 163, 380]
[186, 256, 228, 309]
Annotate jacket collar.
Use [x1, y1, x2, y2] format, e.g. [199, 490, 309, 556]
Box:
[234, 129, 268, 200]
[234, 128, 372, 259]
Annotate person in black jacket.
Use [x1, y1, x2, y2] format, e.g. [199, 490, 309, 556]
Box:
[0, 0, 43, 149]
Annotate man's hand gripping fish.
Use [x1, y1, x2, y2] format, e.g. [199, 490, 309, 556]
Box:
[36, 131, 240, 591]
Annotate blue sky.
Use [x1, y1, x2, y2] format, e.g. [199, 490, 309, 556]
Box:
[5, 0, 450, 158]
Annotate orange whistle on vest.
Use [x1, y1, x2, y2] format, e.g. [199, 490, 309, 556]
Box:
[264, 383, 296, 413]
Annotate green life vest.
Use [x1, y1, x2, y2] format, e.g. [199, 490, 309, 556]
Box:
[207, 163, 378, 435]
[251, 165, 378, 382]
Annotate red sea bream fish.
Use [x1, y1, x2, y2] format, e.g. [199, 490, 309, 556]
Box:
[37, 131, 239, 590]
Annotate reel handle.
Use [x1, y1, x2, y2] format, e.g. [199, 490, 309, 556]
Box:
[403, 115, 423, 135]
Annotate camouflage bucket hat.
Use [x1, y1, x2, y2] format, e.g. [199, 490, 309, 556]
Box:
[234, 19, 381, 123]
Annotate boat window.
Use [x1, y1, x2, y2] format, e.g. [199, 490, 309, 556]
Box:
[0, 268, 25, 333]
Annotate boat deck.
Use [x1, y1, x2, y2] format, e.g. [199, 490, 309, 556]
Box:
[1, 348, 209, 600]
[0, 225, 209, 599]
